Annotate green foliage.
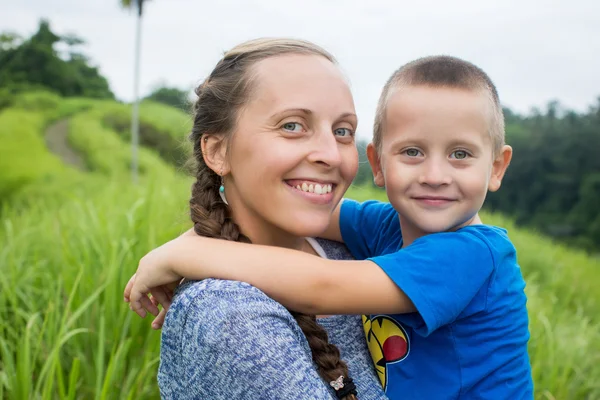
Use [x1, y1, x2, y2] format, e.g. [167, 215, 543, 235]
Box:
[354, 140, 377, 187]
[486, 100, 600, 252]
[144, 86, 191, 111]
[120, 0, 151, 15]
[93, 101, 193, 169]
[0, 179, 190, 399]
[68, 111, 175, 179]
[11, 90, 62, 112]
[0, 108, 66, 200]
[0, 93, 187, 210]
[0, 20, 114, 100]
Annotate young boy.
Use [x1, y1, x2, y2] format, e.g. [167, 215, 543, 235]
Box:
[126, 55, 533, 399]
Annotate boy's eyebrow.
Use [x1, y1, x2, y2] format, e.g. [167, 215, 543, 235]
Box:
[445, 135, 486, 150]
[385, 136, 426, 151]
[384, 135, 487, 153]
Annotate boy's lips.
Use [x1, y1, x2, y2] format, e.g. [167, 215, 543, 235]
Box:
[412, 195, 457, 207]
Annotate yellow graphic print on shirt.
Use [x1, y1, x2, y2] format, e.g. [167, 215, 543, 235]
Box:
[362, 315, 410, 391]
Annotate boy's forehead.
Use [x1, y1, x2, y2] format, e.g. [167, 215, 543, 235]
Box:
[382, 86, 492, 146]
[387, 85, 488, 116]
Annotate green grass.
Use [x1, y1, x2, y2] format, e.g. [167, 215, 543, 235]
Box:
[90, 101, 193, 168]
[68, 111, 175, 179]
[0, 179, 191, 399]
[0, 95, 598, 399]
[0, 108, 67, 200]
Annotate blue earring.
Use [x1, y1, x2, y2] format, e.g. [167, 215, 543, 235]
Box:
[219, 173, 228, 205]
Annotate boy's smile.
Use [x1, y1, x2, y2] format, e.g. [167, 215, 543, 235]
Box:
[368, 85, 511, 246]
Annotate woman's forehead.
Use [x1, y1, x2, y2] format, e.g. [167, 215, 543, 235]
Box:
[247, 55, 353, 115]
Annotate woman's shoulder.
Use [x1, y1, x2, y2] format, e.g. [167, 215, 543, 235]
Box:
[161, 278, 310, 370]
[176, 277, 267, 299]
[159, 279, 335, 399]
[171, 278, 290, 320]
[313, 238, 355, 260]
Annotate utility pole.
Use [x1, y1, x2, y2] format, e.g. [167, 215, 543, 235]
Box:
[131, 0, 144, 184]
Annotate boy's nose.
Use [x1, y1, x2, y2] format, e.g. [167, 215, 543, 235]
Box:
[418, 161, 452, 187]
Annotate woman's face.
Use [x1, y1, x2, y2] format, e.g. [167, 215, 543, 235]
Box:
[224, 54, 358, 246]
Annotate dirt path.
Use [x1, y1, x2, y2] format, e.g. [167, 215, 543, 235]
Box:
[44, 119, 86, 170]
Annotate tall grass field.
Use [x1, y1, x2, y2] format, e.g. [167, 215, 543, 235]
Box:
[1, 92, 598, 399]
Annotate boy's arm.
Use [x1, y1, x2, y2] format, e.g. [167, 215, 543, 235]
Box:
[167, 235, 415, 316]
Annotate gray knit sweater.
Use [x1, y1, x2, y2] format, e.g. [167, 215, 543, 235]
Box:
[157, 238, 388, 400]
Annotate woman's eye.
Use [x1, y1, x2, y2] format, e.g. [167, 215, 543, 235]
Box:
[334, 127, 353, 137]
[450, 150, 469, 160]
[282, 122, 304, 132]
[404, 148, 422, 157]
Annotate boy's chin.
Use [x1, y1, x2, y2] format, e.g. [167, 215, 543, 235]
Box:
[415, 219, 465, 235]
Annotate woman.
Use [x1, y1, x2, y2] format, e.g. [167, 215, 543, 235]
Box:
[143, 38, 387, 399]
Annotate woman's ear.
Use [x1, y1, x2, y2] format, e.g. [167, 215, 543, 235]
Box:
[201, 134, 230, 175]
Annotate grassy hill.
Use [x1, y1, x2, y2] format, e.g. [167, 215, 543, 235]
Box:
[0, 92, 598, 399]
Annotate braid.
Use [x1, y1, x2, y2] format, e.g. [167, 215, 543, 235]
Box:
[189, 153, 249, 243]
[292, 313, 358, 400]
[187, 38, 358, 399]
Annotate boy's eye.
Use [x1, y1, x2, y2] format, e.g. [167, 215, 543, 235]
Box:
[404, 148, 422, 157]
[282, 122, 304, 133]
[334, 127, 353, 137]
[450, 150, 469, 160]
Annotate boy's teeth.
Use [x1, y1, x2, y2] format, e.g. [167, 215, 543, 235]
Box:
[293, 182, 333, 195]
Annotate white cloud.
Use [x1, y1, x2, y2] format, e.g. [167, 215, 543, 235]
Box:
[3, 0, 599, 138]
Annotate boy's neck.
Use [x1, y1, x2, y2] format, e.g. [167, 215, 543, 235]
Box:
[399, 213, 483, 248]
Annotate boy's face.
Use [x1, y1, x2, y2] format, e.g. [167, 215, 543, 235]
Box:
[368, 85, 512, 240]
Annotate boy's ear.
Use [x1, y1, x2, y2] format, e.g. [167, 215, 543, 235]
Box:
[201, 134, 230, 175]
[366, 143, 385, 187]
[488, 145, 512, 192]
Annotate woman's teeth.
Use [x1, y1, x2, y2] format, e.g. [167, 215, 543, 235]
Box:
[295, 182, 332, 195]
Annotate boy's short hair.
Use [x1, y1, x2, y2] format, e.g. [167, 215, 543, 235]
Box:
[373, 56, 505, 156]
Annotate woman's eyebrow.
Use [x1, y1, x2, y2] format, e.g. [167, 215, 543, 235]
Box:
[269, 108, 313, 119]
[337, 112, 358, 121]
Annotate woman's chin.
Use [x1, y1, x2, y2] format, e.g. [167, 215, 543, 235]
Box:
[282, 213, 332, 238]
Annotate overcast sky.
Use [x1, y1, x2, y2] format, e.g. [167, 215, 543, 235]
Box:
[3, 0, 599, 138]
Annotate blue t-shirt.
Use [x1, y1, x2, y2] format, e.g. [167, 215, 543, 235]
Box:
[340, 199, 533, 399]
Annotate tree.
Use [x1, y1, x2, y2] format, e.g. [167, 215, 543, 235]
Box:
[120, 0, 151, 184]
[486, 100, 600, 251]
[0, 20, 113, 99]
[144, 85, 190, 110]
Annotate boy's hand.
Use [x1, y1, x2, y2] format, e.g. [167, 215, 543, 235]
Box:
[123, 240, 184, 319]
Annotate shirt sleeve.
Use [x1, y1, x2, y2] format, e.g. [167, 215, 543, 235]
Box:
[163, 283, 336, 400]
[339, 199, 401, 259]
[368, 231, 495, 336]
